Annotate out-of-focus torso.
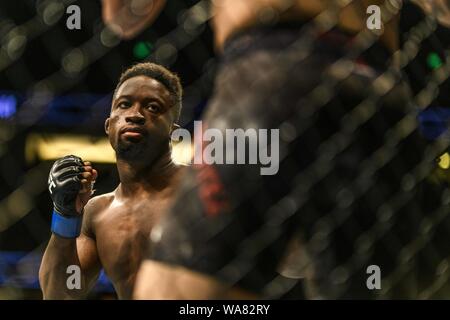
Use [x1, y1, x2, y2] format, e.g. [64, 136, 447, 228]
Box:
[211, 0, 400, 52]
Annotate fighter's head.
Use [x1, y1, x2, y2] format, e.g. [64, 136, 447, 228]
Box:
[105, 62, 182, 162]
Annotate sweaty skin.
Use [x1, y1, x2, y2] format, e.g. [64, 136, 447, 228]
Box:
[40, 76, 185, 299]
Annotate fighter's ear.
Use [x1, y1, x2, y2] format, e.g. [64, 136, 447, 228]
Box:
[105, 118, 110, 135]
[171, 123, 181, 134]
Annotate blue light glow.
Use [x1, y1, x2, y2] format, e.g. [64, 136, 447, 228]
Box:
[0, 94, 17, 119]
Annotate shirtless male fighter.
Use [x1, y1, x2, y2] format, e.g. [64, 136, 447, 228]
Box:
[39, 62, 184, 299]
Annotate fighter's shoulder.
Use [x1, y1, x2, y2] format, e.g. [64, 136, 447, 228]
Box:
[81, 192, 115, 237]
[84, 192, 115, 215]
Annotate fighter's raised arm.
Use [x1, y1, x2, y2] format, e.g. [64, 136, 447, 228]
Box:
[39, 156, 101, 299]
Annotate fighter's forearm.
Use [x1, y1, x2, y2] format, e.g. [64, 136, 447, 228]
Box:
[101, 0, 166, 40]
[42, 156, 100, 299]
[39, 235, 87, 300]
[421, 0, 450, 27]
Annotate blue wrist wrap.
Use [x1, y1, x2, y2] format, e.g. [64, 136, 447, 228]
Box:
[51, 210, 82, 238]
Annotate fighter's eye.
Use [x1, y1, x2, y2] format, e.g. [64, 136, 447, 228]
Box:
[147, 103, 161, 113]
[117, 101, 131, 108]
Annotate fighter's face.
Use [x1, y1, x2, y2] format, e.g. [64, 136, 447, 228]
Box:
[105, 75, 176, 161]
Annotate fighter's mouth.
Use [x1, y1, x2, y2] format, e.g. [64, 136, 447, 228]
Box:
[120, 126, 147, 139]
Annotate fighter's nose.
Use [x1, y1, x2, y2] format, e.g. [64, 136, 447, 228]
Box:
[125, 115, 145, 125]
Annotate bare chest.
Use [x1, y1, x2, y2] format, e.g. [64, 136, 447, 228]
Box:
[94, 196, 172, 298]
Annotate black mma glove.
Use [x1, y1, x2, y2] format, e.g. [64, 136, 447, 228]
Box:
[48, 155, 85, 216]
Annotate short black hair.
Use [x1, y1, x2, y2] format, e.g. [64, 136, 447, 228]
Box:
[114, 62, 183, 121]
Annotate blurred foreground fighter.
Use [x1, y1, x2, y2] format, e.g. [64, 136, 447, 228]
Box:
[103, 0, 450, 299]
[39, 63, 185, 299]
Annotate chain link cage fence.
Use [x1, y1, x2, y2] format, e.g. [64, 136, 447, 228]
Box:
[0, 0, 450, 299]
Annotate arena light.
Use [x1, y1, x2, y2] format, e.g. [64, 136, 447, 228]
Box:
[438, 152, 450, 170]
[0, 94, 17, 119]
[25, 133, 115, 163]
[171, 138, 193, 165]
[25, 133, 192, 164]
[133, 41, 153, 60]
[427, 52, 443, 70]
